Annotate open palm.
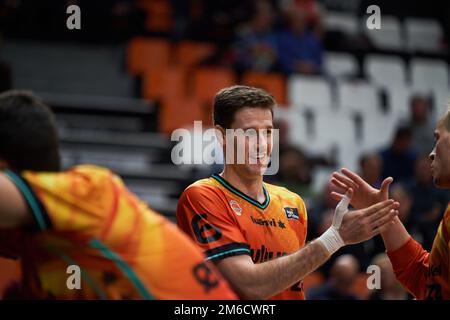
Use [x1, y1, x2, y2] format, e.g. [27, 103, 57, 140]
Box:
[330, 168, 393, 210]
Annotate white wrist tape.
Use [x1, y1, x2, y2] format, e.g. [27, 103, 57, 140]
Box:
[317, 226, 345, 255]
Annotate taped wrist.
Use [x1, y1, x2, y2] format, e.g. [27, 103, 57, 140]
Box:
[317, 226, 345, 255]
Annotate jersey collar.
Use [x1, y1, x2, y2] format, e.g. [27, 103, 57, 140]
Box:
[211, 174, 270, 210]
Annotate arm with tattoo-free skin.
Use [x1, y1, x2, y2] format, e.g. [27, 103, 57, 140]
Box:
[215, 189, 399, 299]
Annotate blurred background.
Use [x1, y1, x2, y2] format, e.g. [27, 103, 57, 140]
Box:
[1, 0, 450, 300]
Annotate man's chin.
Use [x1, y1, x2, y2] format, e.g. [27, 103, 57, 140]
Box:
[246, 164, 269, 176]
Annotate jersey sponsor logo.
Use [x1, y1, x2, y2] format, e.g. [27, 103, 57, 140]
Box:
[250, 216, 286, 229]
[250, 245, 287, 263]
[229, 200, 242, 216]
[284, 207, 299, 220]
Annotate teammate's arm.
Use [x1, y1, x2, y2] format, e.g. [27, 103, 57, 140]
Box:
[0, 173, 32, 228]
[214, 192, 398, 300]
[330, 168, 431, 298]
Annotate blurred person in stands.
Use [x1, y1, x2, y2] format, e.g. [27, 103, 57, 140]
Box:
[276, 7, 323, 75]
[359, 153, 383, 189]
[0, 90, 237, 300]
[409, 95, 435, 156]
[330, 106, 450, 299]
[232, 0, 278, 73]
[405, 154, 450, 250]
[369, 253, 410, 300]
[177, 85, 399, 300]
[279, 0, 323, 35]
[276, 145, 314, 204]
[379, 125, 417, 183]
[307, 254, 359, 300]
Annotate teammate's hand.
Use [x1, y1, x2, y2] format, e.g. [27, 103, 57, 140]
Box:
[339, 198, 399, 245]
[317, 187, 399, 255]
[330, 168, 393, 210]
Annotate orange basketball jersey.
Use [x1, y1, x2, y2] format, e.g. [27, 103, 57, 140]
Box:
[177, 173, 308, 299]
[1, 166, 237, 300]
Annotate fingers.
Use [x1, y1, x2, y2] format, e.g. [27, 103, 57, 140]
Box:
[331, 177, 348, 191]
[336, 188, 353, 211]
[330, 191, 345, 201]
[341, 168, 366, 187]
[380, 177, 393, 198]
[371, 219, 396, 237]
[367, 201, 399, 224]
[361, 199, 395, 217]
[369, 208, 398, 229]
[331, 172, 359, 191]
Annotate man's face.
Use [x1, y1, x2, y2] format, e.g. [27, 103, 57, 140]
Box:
[222, 107, 274, 178]
[430, 115, 450, 188]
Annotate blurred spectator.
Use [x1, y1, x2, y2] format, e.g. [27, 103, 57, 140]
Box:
[409, 95, 435, 155]
[279, 0, 323, 35]
[390, 183, 424, 246]
[405, 154, 450, 250]
[183, 0, 252, 43]
[276, 145, 314, 203]
[379, 126, 417, 183]
[276, 7, 323, 75]
[307, 254, 359, 300]
[232, 0, 278, 72]
[369, 253, 411, 300]
[357, 153, 384, 258]
[359, 152, 383, 188]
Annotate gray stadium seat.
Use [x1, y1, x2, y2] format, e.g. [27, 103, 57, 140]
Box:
[364, 54, 407, 88]
[363, 16, 403, 51]
[405, 18, 444, 53]
[324, 52, 359, 79]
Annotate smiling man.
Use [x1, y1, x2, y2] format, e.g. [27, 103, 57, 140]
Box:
[330, 106, 450, 300]
[176, 85, 399, 300]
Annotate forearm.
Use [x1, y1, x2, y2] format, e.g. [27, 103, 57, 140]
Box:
[217, 240, 330, 300]
[386, 236, 430, 299]
[380, 216, 411, 252]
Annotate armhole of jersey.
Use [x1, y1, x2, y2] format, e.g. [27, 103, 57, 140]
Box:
[204, 243, 251, 262]
[4, 170, 52, 232]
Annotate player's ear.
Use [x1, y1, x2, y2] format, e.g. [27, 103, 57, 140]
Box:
[215, 125, 226, 147]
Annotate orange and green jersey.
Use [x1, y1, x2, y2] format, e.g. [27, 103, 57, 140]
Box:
[1, 165, 237, 300]
[176, 174, 308, 300]
[387, 203, 450, 300]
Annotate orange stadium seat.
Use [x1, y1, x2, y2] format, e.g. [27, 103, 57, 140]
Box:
[241, 71, 287, 105]
[142, 66, 186, 101]
[0, 257, 21, 299]
[175, 41, 216, 69]
[160, 96, 204, 134]
[192, 67, 236, 102]
[127, 37, 172, 75]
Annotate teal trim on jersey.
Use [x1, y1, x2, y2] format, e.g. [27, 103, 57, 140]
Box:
[89, 239, 154, 300]
[205, 248, 251, 261]
[212, 174, 270, 209]
[4, 170, 48, 231]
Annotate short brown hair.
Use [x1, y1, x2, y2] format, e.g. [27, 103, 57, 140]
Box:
[213, 85, 276, 129]
[0, 90, 61, 171]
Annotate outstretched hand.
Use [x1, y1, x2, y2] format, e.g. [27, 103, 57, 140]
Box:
[330, 168, 393, 210]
